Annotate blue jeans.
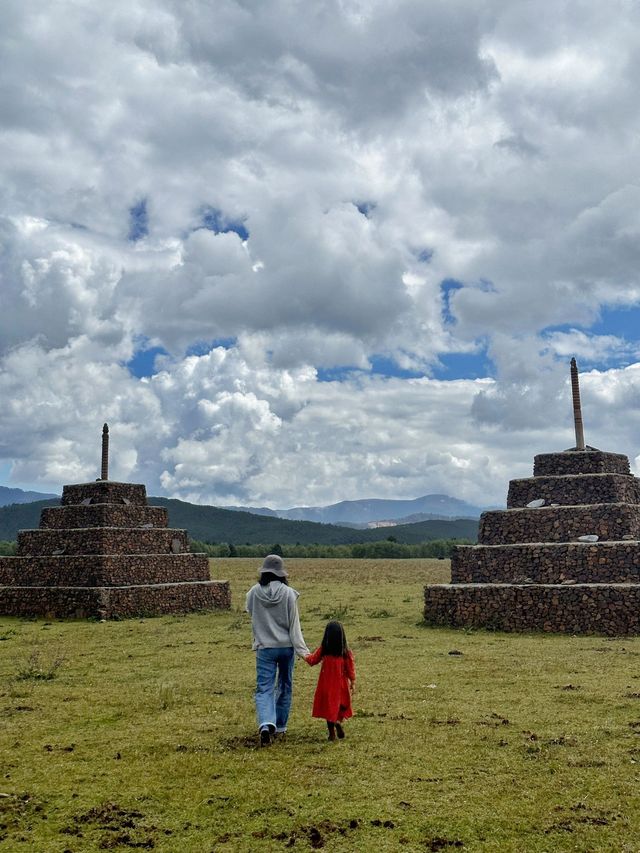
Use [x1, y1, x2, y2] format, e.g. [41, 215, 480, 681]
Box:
[255, 647, 295, 732]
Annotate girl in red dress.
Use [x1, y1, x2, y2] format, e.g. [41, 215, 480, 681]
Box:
[305, 621, 356, 740]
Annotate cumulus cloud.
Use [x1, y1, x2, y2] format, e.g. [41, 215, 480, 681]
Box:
[2, 0, 640, 506]
[3, 339, 639, 508]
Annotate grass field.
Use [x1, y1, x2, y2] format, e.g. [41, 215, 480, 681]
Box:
[2, 558, 640, 852]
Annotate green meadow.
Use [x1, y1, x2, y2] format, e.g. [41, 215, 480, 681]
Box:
[2, 558, 640, 851]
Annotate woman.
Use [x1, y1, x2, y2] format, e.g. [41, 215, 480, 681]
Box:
[245, 554, 310, 746]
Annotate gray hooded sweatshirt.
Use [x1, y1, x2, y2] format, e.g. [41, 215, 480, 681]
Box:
[245, 581, 310, 658]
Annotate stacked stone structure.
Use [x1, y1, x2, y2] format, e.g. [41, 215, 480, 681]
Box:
[0, 427, 230, 619]
[424, 362, 640, 635]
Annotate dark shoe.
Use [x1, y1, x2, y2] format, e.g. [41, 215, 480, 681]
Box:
[260, 728, 273, 747]
[327, 722, 336, 741]
[336, 723, 345, 740]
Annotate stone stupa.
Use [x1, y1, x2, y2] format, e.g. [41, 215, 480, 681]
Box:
[424, 360, 640, 635]
[0, 425, 230, 619]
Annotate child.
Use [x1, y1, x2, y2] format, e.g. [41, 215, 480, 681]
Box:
[305, 620, 356, 741]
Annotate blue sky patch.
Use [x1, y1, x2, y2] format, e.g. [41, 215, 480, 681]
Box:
[126, 338, 237, 378]
[128, 198, 149, 242]
[354, 201, 376, 217]
[316, 366, 359, 382]
[541, 304, 640, 368]
[369, 354, 424, 378]
[126, 345, 168, 378]
[441, 278, 464, 325]
[316, 347, 494, 383]
[199, 206, 249, 241]
[186, 338, 237, 357]
[590, 304, 640, 342]
[542, 322, 585, 336]
[316, 355, 425, 382]
[417, 248, 434, 263]
[432, 350, 494, 380]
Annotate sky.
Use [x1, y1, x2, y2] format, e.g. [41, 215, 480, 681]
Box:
[2, 0, 640, 509]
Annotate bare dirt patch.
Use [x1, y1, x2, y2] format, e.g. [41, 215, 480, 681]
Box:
[64, 801, 168, 849]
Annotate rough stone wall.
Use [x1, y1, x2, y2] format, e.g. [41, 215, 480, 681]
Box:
[17, 527, 189, 557]
[507, 474, 640, 508]
[451, 542, 640, 584]
[426, 446, 640, 634]
[424, 583, 640, 636]
[61, 482, 147, 506]
[0, 553, 210, 587]
[104, 581, 231, 618]
[0, 580, 231, 619]
[40, 505, 168, 529]
[533, 451, 630, 477]
[0, 477, 232, 619]
[478, 503, 640, 545]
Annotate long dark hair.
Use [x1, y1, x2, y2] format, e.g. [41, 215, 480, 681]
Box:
[321, 621, 348, 657]
[259, 572, 288, 586]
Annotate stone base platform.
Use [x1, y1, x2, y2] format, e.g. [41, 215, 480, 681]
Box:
[61, 481, 148, 505]
[17, 527, 190, 556]
[533, 450, 630, 476]
[0, 580, 231, 619]
[0, 553, 211, 587]
[452, 541, 640, 584]
[507, 473, 640, 508]
[478, 503, 640, 544]
[40, 504, 169, 529]
[424, 583, 640, 636]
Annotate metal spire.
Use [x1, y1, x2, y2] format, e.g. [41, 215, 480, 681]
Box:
[101, 423, 109, 480]
[570, 358, 586, 450]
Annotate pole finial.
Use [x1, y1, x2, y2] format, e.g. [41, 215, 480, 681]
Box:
[570, 358, 586, 450]
[101, 423, 109, 480]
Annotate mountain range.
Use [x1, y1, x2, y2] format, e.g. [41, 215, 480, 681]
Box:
[224, 493, 486, 525]
[0, 496, 479, 545]
[0, 486, 59, 506]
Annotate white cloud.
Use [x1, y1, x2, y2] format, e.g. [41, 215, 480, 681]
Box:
[2, 0, 640, 507]
[543, 329, 640, 362]
[3, 339, 639, 508]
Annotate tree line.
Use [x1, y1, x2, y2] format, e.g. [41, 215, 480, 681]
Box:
[189, 538, 468, 559]
[0, 537, 469, 559]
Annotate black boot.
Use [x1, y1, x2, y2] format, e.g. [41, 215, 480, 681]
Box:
[260, 725, 274, 747]
[327, 721, 336, 741]
[335, 723, 345, 739]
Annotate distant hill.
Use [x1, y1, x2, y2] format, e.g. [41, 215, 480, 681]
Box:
[225, 493, 486, 524]
[0, 499, 60, 539]
[0, 486, 58, 507]
[148, 499, 478, 545]
[0, 496, 478, 545]
[368, 511, 474, 528]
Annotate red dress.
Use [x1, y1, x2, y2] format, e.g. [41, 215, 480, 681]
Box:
[306, 647, 356, 722]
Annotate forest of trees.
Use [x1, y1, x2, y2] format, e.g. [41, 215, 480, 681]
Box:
[0, 497, 478, 545]
[189, 538, 468, 559]
[0, 537, 467, 559]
